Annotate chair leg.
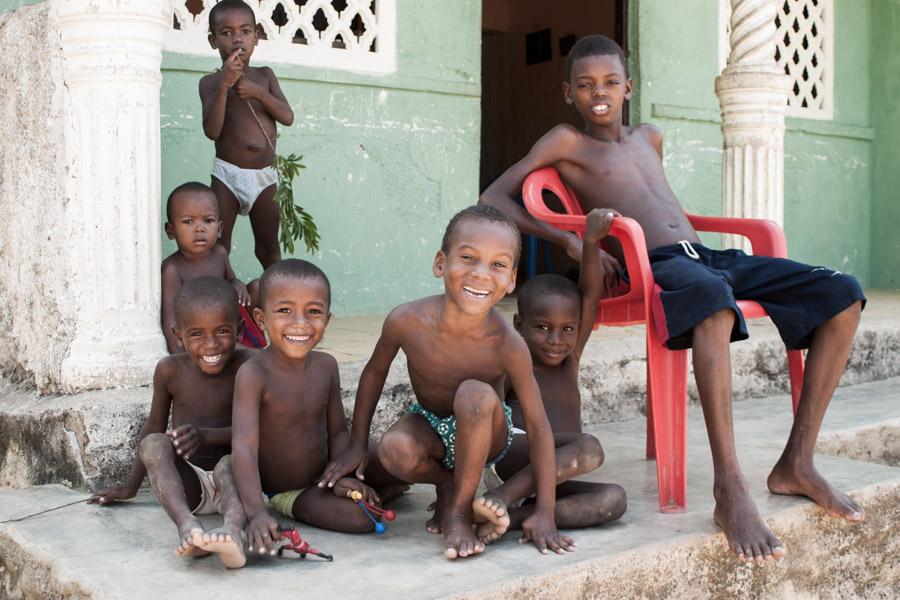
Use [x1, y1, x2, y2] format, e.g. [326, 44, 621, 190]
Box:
[646, 358, 655, 459]
[787, 349, 805, 415]
[646, 330, 688, 513]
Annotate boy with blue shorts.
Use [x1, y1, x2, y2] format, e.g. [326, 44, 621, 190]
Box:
[481, 34, 865, 564]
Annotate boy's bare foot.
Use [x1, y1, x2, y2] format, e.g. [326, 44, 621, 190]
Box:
[472, 493, 510, 544]
[442, 508, 484, 559]
[767, 460, 865, 522]
[426, 483, 452, 534]
[713, 483, 786, 564]
[199, 525, 247, 569]
[174, 523, 209, 559]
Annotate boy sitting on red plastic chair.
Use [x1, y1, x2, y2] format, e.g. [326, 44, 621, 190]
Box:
[479, 34, 865, 564]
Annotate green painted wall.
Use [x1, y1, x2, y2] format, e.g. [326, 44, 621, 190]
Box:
[161, 1, 482, 315]
[871, 0, 900, 289]
[0, 0, 42, 12]
[630, 0, 872, 284]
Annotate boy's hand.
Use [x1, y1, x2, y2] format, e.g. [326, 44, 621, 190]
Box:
[167, 425, 204, 461]
[220, 48, 244, 88]
[247, 512, 280, 556]
[232, 280, 251, 307]
[585, 209, 618, 245]
[319, 443, 369, 489]
[234, 77, 266, 101]
[88, 484, 137, 505]
[519, 511, 575, 555]
[334, 477, 380, 506]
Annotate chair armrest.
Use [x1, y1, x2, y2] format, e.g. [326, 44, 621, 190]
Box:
[686, 213, 787, 258]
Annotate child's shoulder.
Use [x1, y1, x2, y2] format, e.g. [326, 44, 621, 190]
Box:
[308, 350, 339, 373]
[154, 352, 192, 381]
[384, 295, 440, 328]
[231, 347, 258, 369]
[629, 122, 664, 151]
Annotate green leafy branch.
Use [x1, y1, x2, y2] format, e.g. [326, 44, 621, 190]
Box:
[273, 152, 320, 255]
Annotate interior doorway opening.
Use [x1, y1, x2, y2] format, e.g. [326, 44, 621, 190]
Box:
[481, 0, 628, 279]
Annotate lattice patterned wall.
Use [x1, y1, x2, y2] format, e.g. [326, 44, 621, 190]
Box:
[720, 0, 833, 120]
[166, 0, 396, 73]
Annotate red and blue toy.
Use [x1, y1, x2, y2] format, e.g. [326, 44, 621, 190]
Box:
[276, 525, 333, 561]
[350, 490, 395, 534]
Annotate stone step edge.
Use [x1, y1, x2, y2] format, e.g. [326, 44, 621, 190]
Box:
[1, 323, 898, 490]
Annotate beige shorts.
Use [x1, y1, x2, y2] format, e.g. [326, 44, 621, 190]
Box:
[187, 461, 222, 515]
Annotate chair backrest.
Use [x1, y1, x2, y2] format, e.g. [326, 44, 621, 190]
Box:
[522, 167, 655, 326]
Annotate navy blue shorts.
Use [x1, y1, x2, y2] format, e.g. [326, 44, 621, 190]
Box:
[647, 242, 866, 350]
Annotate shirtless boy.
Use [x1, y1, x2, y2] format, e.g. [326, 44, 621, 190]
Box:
[480, 35, 866, 564]
[232, 259, 405, 556]
[90, 277, 254, 568]
[162, 182, 253, 353]
[321, 206, 573, 560]
[200, 0, 294, 269]
[480, 209, 627, 544]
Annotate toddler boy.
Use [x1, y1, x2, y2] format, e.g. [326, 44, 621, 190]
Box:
[200, 0, 294, 269]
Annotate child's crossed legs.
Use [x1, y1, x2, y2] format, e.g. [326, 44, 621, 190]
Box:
[378, 379, 510, 559]
[481, 432, 626, 544]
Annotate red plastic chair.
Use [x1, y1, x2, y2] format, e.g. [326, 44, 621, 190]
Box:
[522, 167, 805, 513]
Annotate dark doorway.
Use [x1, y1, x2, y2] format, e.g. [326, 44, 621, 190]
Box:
[480, 0, 628, 277]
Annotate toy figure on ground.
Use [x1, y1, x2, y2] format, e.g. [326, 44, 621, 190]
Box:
[161, 182, 262, 352]
[480, 34, 866, 564]
[200, 0, 294, 269]
[321, 206, 572, 560]
[480, 209, 627, 545]
[231, 260, 407, 557]
[90, 278, 256, 568]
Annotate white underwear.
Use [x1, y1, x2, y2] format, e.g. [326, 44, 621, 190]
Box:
[211, 157, 277, 215]
[186, 460, 222, 515]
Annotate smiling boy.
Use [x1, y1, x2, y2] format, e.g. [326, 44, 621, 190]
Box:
[321, 206, 571, 560]
[91, 278, 254, 568]
[231, 259, 405, 557]
[480, 34, 866, 563]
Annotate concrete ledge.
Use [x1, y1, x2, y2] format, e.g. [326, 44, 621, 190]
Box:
[1, 379, 899, 599]
[1, 316, 899, 490]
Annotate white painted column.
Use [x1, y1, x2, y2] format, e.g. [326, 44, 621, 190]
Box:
[715, 0, 791, 251]
[54, 0, 169, 390]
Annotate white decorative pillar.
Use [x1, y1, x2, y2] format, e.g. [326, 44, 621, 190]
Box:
[54, 0, 169, 390]
[715, 0, 791, 251]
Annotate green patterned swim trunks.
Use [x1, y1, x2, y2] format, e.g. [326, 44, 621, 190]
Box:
[407, 402, 513, 470]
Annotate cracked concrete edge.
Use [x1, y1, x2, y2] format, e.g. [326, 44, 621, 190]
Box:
[817, 418, 900, 467]
[0, 526, 93, 600]
[447, 480, 900, 600]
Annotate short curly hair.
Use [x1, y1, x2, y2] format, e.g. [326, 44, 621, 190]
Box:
[441, 205, 521, 265]
[565, 34, 629, 81]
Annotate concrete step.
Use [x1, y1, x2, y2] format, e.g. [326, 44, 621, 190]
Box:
[1, 378, 898, 599]
[1, 292, 899, 491]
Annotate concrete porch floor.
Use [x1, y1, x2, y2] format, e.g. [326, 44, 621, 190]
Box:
[2, 378, 898, 599]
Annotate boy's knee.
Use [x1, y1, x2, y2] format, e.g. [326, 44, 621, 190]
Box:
[213, 454, 233, 479]
[378, 431, 428, 477]
[696, 307, 735, 331]
[574, 434, 604, 472]
[602, 484, 628, 521]
[254, 244, 281, 268]
[139, 433, 174, 466]
[453, 379, 499, 419]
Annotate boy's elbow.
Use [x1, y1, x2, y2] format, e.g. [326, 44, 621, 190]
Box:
[282, 113, 294, 126]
